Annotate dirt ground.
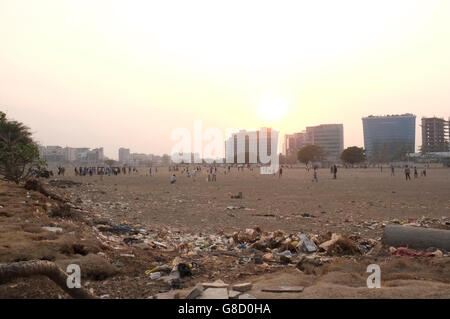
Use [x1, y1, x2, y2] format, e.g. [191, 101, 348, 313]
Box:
[0, 166, 449, 298]
[51, 166, 450, 233]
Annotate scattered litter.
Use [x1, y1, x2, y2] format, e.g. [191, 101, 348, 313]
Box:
[390, 247, 440, 257]
[42, 226, 63, 233]
[231, 192, 243, 199]
[150, 272, 162, 280]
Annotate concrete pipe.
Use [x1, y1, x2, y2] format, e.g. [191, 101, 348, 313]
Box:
[383, 224, 450, 251]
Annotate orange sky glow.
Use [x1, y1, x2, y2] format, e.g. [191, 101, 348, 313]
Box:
[1, 0, 449, 158]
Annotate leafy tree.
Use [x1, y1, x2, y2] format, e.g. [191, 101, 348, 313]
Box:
[0, 111, 44, 183]
[105, 159, 117, 166]
[162, 154, 171, 164]
[340, 146, 366, 164]
[297, 145, 326, 164]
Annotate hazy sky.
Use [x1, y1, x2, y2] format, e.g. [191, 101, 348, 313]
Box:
[1, 0, 449, 159]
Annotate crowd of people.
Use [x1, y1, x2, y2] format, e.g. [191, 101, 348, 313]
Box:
[73, 166, 140, 176]
[403, 165, 427, 180]
[41, 162, 432, 185]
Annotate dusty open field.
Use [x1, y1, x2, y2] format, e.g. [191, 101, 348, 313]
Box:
[57, 166, 450, 236]
[0, 166, 449, 299]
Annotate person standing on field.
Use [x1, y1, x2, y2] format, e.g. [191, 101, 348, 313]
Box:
[312, 166, 318, 182]
[404, 165, 411, 181]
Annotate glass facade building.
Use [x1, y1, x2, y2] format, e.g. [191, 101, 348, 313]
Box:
[362, 114, 416, 161]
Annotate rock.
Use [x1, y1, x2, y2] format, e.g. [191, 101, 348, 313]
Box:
[232, 283, 252, 292]
[202, 279, 229, 289]
[261, 286, 304, 293]
[186, 284, 204, 299]
[228, 290, 242, 299]
[42, 226, 63, 233]
[199, 288, 229, 299]
[154, 291, 180, 299]
[238, 293, 256, 299]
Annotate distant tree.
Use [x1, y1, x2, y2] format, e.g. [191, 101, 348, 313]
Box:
[105, 159, 117, 166]
[286, 152, 298, 164]
[297, 145, 326, 164]
[340, 146, 366, 164]
[162, 154, 171, 165]
[0, 111, 44, 183]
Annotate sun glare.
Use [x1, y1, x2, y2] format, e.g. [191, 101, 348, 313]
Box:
[257, 96, 289, 123]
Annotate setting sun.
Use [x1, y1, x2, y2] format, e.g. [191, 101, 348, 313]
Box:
[257, 95, 289, 123]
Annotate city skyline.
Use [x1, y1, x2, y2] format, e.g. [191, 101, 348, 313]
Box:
[25, 113, 449, 159]
[36, 114, 450, 162]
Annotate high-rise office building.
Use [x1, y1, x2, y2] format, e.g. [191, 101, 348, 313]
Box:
[284, 131, 311, 156]
[421, 117, 449, 152]
[306, 124, 344, 162]
[362, 114, 416, 161]
[285, 124, 344, 162]
[118, 148, 131, 163]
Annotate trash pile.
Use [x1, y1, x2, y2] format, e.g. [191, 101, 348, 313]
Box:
[90, 223, 381, 266]
[41, 180, 449, 299]
[388, 247, 443, 258]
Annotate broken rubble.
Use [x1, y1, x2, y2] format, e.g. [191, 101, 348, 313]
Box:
[186, 284, 204, 299]
[202, 279, 229, 289]
[261, 286, 304, 293]
[228, 290, 242, 299]
[232, 282, 252, 292]
[297, 234, 317, 253]
[198, 288, 229, 299]
[238, 293, 256, 299]
[154, 291, 180, 299]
